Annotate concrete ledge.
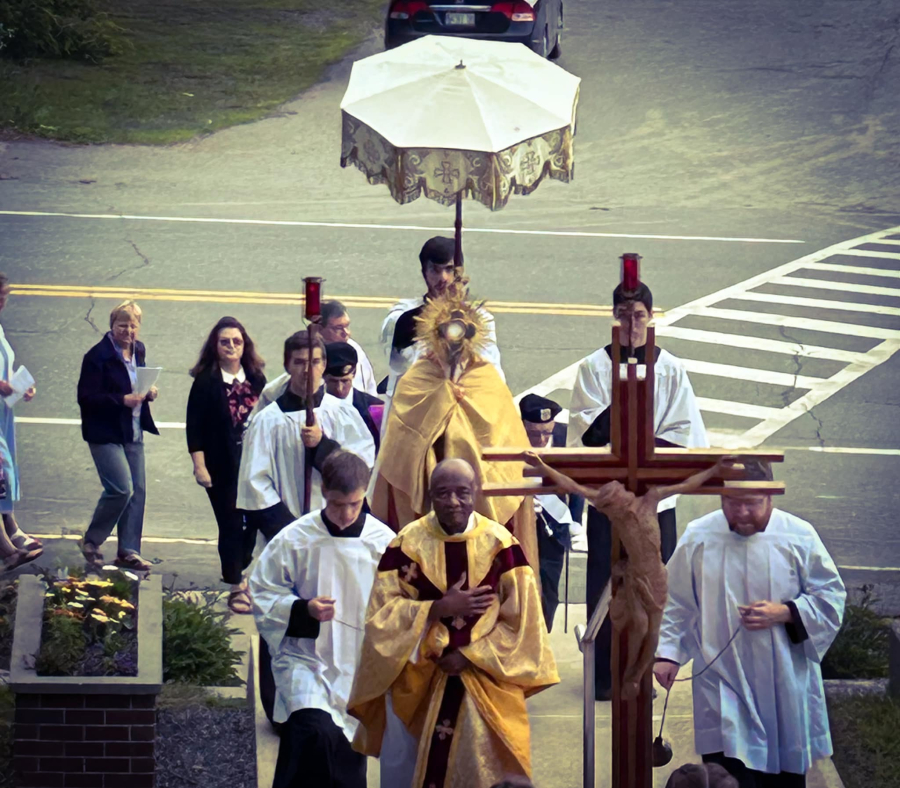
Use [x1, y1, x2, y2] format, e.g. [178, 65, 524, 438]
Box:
[890, 620, 900, 698]
[824, 678, 888, 698]
[207, 633, 251, 704]
[10, 574, 164, 694]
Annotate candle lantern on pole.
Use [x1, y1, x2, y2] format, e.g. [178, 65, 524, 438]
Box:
[302, 276, 324, 514]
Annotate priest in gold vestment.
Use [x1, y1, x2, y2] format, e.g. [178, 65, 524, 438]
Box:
[368, 282, 539, 574]
[348, 460, 559, 788]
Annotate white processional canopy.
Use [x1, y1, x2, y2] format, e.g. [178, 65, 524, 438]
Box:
[340, 35, 581, 211]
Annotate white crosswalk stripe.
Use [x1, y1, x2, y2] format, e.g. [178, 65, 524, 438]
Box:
[731, 291, 900, 317]
[517, 225, 900, 448]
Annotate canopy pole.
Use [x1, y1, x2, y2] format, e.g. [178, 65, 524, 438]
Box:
[455, 193, 463, 267]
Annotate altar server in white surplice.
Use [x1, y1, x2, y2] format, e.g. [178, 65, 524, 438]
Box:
[237, 331, 375, 542]
[251, 450, 394, 788]
[567, 278, 707, 700]
[654, 461, 846, 788]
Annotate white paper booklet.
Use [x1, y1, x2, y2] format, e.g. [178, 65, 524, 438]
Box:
[135, 367, 162, 396]
[2, 366, 35, 408]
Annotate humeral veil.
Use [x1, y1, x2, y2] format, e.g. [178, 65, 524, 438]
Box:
[369, 355, 540, 574]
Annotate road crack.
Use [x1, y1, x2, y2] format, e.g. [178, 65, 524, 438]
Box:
[84, 297, 100, 333]
[108, 240, 151, 281]
[777, 325, 826, 447]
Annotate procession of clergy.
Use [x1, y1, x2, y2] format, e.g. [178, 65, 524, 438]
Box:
[241, 236, 847, 788]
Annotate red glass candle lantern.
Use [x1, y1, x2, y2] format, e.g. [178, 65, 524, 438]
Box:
[303, 277, 323, 321]
[621, 253, 641, 292]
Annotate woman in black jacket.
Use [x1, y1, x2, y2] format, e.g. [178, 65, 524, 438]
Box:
[187, 317, 265, 614]
[77, 300, 159, 572]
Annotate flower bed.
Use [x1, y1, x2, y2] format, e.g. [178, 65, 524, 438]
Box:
[10, 574, 163, 788]
[37, 567, 140, 677]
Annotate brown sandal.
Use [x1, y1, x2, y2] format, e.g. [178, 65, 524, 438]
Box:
[3, 546, 44, 572]
[227, 588, 253, 615]
[79, 538, 104, 565]
[115, 552, 152, 572]
[10, 530, 42, 551]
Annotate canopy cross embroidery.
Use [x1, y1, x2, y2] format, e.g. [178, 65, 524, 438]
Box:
[482, 316, 785, 788]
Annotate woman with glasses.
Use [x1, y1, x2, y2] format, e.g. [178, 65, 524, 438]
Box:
[187, 317, 266, 613]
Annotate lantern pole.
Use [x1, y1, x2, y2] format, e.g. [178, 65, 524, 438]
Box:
[454, 192, 463, 268]
[302, 277, 323, 515]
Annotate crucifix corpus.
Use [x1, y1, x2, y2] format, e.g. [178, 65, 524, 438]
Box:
[481, 255, 786, 788]
[302, 276, 324, 515]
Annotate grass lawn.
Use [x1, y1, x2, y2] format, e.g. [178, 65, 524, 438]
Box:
[829, 694, 900, 788]
[0, 0, 385, 144]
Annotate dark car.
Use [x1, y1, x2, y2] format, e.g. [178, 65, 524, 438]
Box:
[384, 0, 563, 59]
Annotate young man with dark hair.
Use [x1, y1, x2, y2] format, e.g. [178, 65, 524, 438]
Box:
[237, 331, 374, 540]
[250, 450, 394, 788]
[567, 278, 707, 700]
[323, 341, 382, 464]
[380, 236, 503, 397]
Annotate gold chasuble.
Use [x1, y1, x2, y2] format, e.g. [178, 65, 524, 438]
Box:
[370, 355, 540, 574]
[348, 512, 559, 788]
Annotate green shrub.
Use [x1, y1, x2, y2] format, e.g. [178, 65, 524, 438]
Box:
[163, 594, 243, 687]
[822, 586, 890, 680]
[829, 695, 900, 788]
[0, 581, 18, 672]
[35, 611, 86, 675]
[0, 0, 129, 62]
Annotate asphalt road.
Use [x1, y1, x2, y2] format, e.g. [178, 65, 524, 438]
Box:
[0, 0, 898, 590]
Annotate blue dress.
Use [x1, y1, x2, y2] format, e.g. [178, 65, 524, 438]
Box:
[0, 323, 19, 512]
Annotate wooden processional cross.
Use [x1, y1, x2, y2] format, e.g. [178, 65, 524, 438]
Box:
[482, 317, 785, 788]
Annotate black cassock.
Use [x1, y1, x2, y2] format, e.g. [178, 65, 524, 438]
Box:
[535, 423, 584, 633]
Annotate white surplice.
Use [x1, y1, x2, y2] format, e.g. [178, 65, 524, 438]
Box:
[566, 347, 707, 512]
[656, 508, 846, 775]
[379, 297, 504, 397]
[347, 337, 379, 397]
[331, 394, 377, 470]
[249, 511, 395, 732]
[236, 393, 373, 516]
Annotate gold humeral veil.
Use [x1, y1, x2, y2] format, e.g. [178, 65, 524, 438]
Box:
[369, 354, 539, 575]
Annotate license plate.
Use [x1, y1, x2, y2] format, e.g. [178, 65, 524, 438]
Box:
[445, 12, 475, 25]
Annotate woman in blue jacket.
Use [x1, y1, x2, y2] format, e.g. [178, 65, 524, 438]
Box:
[77, 300, 158, 571]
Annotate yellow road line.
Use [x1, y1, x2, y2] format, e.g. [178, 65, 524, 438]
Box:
[12, 284, 613, 317]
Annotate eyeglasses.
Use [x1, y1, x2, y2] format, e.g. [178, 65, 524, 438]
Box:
[219, 338, 244, 347]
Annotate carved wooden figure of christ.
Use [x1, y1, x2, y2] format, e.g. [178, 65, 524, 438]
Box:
[482, 322, 785, 788]
[524, 452, 730, 699]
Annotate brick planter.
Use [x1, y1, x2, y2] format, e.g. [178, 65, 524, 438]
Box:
[9, 574, 163, 788]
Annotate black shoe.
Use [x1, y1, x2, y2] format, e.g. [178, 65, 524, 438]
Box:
[596, 688, 612, 701]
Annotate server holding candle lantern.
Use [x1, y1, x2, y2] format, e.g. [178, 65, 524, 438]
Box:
[566, 254, 708, 700]
[238, 278, 373, 541]
[236, 278, 380, 724]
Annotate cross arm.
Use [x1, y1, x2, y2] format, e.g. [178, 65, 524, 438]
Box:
[483, 480, 786, 497]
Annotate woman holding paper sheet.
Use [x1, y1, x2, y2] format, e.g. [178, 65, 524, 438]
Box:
[0, 273, 44, 571]
[77, 300, 159, 572]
